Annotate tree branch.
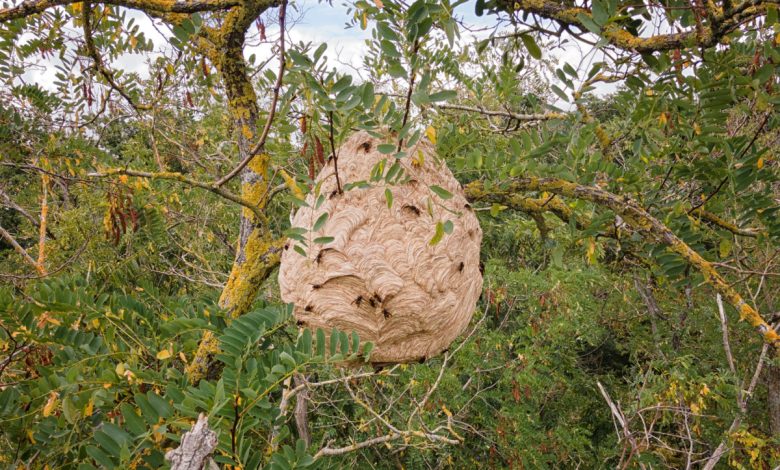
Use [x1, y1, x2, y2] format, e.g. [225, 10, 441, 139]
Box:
[465, 177, 779, 345]
[83, 2, 151, 111]
[506, 0, 779, 53]
[87, 168, 265, 221]
[214, 0, 287, 187]
[437, 103, 565, 122]
[0, 223, 43, 274]
[0, 0, 240, 22]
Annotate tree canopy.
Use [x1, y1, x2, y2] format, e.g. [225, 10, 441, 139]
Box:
[1, 0, 779, 468]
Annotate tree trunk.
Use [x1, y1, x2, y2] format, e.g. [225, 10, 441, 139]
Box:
[768, 357, 780, 436]
[186, 43, 283, 382]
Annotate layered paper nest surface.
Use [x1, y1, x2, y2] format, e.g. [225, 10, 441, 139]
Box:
[279, 131, 483, 363]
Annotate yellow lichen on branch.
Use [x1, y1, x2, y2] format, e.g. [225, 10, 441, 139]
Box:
[690, 208, 762, 238]
[509, 0, 776, 53]
[186, 234, 284, 382]
[0, 0, 241, 23]
[36, 171, 49, 275]
[466, 177, 779, 344]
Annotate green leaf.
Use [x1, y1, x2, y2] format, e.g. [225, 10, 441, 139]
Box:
[551, 85, 569, 102]
[363, 342, 374, 360]
[430, 185, 453, 200]
[316, 329, 326, 357]
[313, 213, 329, 231]
[313, 236, 335, 244]
[520, 34, 542, 59]
[380, 40, 401, 58]
[429, 222, 445, 246]
[577, 13, 602, 34]
[377, 144, 396, 154]
[385, 188, 393, 208]
[385, 161, 401, 181]
[428, 90, 457, 102]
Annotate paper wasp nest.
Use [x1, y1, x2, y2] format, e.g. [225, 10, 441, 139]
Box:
[278, 131, 483, 364]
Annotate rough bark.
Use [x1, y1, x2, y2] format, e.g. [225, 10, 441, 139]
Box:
[768, 358, 780, 436]
[293, 373, 311, 446]
[185, 3, 283, 383]
[165, 414, 219, 470]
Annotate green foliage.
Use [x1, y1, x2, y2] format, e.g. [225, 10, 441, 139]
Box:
[1, 0, 779, 468]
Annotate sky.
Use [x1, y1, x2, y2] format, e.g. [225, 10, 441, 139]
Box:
[17, 0, 617, 107]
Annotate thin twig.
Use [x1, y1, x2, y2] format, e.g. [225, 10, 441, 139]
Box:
[716, 294, 737, 376]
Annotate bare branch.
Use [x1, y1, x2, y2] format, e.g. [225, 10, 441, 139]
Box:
[0, 223, 43, 274]
[716, 294, 737, 376]
[165, 413, 219, 470]
[437, 103, 565, 122]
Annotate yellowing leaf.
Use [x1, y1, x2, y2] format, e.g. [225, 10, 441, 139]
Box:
[441, 405, 452, 417]
[156, 349, 172, 360]
[586, 238, 597, 264]
[425, 125, 437, 145]
[84, 398, 94, 417]
[757, 157, 764, 169]
[43, 392, 59, 417]
[373, 0, 383, 7]
[412, 149, 425, 168]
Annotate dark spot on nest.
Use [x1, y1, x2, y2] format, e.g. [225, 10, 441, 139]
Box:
[329, 190, 338, 199]
[402, 204, 421, 217]
[359, 141, 372, 153]
[458, 261, 464, 272]
[296, 320, 307, 327]
[368, 298, 376, 308]
[464, 203, 472, 210]
[418, 356, 426, 364]
[312, 283, 322, 290]
[383, 309, 392, 319]
[352, 295, 363, 307]
[479, 261, 485, 275]
[315, 248, 335, 264]
[304, 305, 313, 312]
[284, 244, 289, 250]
